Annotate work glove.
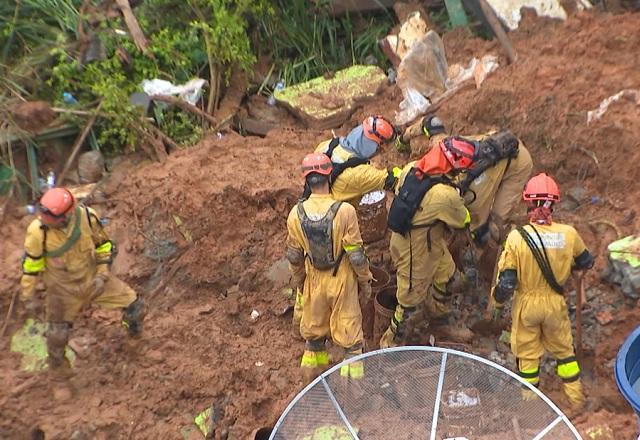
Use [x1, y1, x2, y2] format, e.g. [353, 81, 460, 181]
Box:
[359, 280, 373, 300]
[421, 115, 446, 138]
[90, 275, 107, 301]
[394, 136, 410, 153]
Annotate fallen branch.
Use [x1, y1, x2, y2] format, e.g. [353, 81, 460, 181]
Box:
[0, 288, 18, 338]
[114, 0, 151, 56]
[477, 0, 517, 64]
[58, 102, 103, 184]
[150, 94, 218, 126]
[147, 247, 193, 301]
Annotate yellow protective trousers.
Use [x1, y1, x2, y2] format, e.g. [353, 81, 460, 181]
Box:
[46, 272, 137, 323]
[511, 290, 584, 407]
[380, 226, 456, 348]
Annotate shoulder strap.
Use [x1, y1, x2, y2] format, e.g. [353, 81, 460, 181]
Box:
[325, 137, 341, 159]
[43, 206, 84, 258]
[329, 157, 369, 184]
[516, 225, 564, 294]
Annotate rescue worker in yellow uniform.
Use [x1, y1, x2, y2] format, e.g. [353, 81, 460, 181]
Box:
[380, 138, 474, 348]
[403, 116, 533, 246]
[20, 188, 145, 373]
[310, 115, 400, 205]
[293, 116, 401, 334]
[492, 173, 593, 408]
[287, 153, 373, 382]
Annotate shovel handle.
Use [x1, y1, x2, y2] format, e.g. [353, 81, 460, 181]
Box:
[575, 273, 585, 362]
[1, 288, 19, 337]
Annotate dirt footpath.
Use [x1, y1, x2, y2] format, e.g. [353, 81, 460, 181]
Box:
[1, 10, 640, 440]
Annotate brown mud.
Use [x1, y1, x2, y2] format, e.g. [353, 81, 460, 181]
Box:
[1, 9, 640, 440]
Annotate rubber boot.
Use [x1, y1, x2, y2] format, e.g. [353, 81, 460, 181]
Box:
[379, 305, 417, 348]
[122, 297, 146, 338]
[340, 344, 364, 380]
[301, 338, 329, 384]
[46, 322, 74, 401]
[46, 322, 72, 374]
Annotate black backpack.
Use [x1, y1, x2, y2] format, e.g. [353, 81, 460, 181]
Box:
[388, 168, 450, 235]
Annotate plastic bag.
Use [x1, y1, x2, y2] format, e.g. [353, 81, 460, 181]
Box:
[141, 78, 206, 105]
[395, 88, 430, 125]
[396, 30, 448, 101]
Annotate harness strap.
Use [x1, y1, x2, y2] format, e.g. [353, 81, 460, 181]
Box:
[43, 206, 83, 258]
[516, 225, 564, 294]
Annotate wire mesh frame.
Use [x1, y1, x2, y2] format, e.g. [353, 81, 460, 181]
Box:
[269, 346, 581, 440]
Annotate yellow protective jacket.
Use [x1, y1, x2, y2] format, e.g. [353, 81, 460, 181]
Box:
[286, 193, 371, 348]
[390, 162, 470, 306]
[315, 139, 391, 205]
[496, 222, 588, 364]
[393, 161, 471, 236]
[432, 133, 533, 232]
[20, 205, 113, 301]
[497, 222, 588, 298]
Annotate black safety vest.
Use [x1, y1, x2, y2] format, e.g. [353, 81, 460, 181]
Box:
[387, 168, 451, 236]
[297, 200, 345, 274]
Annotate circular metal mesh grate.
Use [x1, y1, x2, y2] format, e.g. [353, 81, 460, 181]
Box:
[270, 347, 580, 440]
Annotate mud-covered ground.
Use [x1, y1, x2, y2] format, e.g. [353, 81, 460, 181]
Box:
[1, 9, 640, 440]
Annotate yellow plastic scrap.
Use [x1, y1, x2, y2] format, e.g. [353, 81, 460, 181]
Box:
[10, 318, 75, 372]
[194, 407, 212, 437]
[302, 425, 355, 440]
[586, 424, 615, 439]
[608, 235, 640, 268]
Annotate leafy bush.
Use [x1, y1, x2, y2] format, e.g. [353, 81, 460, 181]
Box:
[259, 0, 393, 87]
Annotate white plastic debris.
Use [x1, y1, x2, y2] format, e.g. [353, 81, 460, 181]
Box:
[446, 55, 499, 90]
[255, 361, 264, 367]
[446, 389, 480, 408]
[395, 88, 430, 125]
[485, 0, 569, 30]
[141, 78, 207, 105]
[250, 310, 260, 321]
[587, 89, 640, 125]
[359, 190, 386, 206]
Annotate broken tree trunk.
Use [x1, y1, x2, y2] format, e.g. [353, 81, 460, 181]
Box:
[114, 0, 151, 56]
[477, 0, 517, 63]
[214, 68, 247, 131]
[150, 95, 219, 127]
[58, 102, 103, 184]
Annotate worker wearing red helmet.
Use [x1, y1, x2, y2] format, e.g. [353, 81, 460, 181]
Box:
[20, 188, 145, 375]
[286, 153, 372, 382]
[312, 115, 401, 205]
[492, 173, 593, 408]
[380, 140, 473, 348]
[405, 116, 533, 248]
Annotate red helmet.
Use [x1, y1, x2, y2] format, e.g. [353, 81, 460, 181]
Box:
[301, 153, 333, 178]
[523, 173, 560, 202]
[439, 137, 476, 170]
[39, 187, 75, 226]
[362, 115, 396, 144]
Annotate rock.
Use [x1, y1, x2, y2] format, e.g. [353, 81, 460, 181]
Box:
[274, 65, 387, 130]
[52, 385, 73, 402]
[70, 429, 88, 440]
[265, 257, 290, 287]
[10, 101, 56, 133]
[68, 336, 95, 359]
[77, 151, 105, 183]
[595, 310, 614, 326]
[146, 349, 165, 363]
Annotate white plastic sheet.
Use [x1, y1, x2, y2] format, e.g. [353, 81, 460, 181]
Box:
[141, 78, 207, 105]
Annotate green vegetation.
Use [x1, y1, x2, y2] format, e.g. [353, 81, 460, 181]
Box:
[259, 0, 393, 87]
[1, 0, 394, 154]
